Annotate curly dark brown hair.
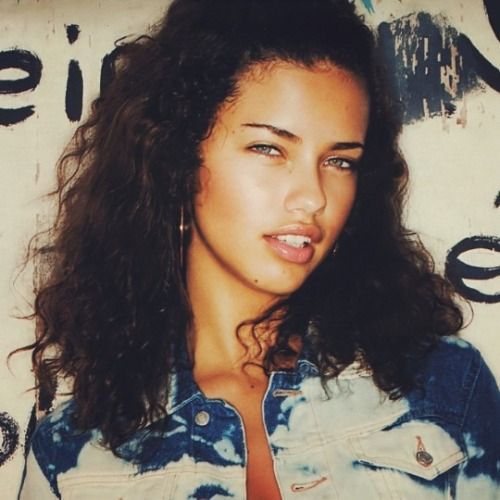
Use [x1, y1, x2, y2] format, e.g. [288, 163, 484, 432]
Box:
[19, 0, 463, 453]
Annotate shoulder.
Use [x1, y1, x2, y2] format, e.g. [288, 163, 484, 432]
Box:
[29, 400, 97, 495]
[406, 336, 499, 427]
[418, 335, 481, 370]
[414, 335, 483, 386]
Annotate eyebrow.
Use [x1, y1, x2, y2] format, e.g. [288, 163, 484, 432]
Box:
[241, 122, 365, 150]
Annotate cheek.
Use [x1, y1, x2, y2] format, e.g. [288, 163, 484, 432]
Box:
[343, 180, 358, 215]
[325, 177, 357, 221]
[195, 163, 270, 226]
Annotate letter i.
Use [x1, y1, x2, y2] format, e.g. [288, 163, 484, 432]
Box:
[65, 24, 83, 122]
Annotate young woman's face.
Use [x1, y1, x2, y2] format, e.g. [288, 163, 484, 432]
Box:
[188, 61, 370, 301]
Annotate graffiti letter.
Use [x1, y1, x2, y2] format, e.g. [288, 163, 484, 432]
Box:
[0, 412, 20, 467]
[100, 46, 124, 95]
[446, 236, 500, 304]
[0, 49, 42, 126]
[65, 60, 83, 122]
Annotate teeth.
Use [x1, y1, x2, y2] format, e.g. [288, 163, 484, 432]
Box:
[275, 234, 312, 248]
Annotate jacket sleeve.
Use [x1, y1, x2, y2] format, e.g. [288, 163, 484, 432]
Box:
[18, 449, 59, 500]
[455, 349, 500, 499]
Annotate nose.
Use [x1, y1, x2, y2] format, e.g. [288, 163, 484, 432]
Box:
[284, 162, 326, 215]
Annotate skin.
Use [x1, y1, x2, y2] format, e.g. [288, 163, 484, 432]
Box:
[186, 61, 370, 499]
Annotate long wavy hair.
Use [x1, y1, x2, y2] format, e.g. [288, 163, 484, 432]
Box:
[21, 0, 463, 452]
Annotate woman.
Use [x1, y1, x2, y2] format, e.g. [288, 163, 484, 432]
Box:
[19, 0, 499, 498]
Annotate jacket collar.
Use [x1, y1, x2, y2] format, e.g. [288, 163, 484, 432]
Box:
[165, 334, 371, 414]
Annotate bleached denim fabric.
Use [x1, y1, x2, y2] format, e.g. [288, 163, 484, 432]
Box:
[20, 337, 500, 499]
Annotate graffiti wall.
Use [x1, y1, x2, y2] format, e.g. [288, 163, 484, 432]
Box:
[0, 0, 498, 497]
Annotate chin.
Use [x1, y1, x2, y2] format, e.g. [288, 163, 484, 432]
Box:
[250, 270, 310, 298]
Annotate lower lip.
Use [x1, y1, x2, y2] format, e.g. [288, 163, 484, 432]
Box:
[264, 236, 315, 264]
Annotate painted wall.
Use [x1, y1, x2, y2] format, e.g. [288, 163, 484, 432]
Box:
[0, 0, 498, 497]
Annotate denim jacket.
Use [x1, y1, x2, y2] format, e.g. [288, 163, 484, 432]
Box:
[20, 337, 500, 499]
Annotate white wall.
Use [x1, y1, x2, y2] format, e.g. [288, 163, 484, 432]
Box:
[0, 0, 498, 497]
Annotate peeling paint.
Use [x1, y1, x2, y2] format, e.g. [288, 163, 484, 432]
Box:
[378, 12, 481, 124]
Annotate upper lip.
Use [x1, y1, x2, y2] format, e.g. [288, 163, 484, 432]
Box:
[265, 224, 323, 243]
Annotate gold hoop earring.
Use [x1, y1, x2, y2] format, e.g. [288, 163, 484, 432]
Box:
[332, 242, 339, 257]
[179, 206, 190, 268]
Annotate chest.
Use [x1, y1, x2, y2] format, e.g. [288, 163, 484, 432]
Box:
[197, 374, 282, 500]
[56, 374, 467, 500]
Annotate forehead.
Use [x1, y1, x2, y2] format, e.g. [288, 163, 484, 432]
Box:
[211, 61, 370, 140]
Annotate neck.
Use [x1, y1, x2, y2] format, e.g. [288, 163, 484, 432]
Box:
[185, 239, 282, 375]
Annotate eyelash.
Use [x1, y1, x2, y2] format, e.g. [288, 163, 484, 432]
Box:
[323, 156, 357, 171]
[249, 144, 358, 171]
[249, 144, 281, 157]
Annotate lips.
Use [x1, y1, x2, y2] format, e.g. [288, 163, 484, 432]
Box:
[264, 224, 322, 264]
[445, 236, 500, 304]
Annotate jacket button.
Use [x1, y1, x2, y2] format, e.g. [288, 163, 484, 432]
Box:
[416, 450, 433, 467]
[194, 410, 210, 426]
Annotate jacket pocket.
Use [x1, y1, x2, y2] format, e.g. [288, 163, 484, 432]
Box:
[352, 420, 466, 480]
[58, 470, 176, 500]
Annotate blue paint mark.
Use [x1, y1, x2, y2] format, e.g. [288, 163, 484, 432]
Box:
[360, 0, 375, 14]
[378, 12, 481, 123]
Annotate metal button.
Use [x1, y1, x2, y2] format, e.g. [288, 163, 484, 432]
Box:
[415, 435, 433, 467]
[194, 410, 210, 426]
[416, 450, 433, 467]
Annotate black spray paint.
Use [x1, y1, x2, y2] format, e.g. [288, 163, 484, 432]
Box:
[378, 7, 499, 305]
[443, 1, 500, 304]
[0, 24, 125, 126]
[65, 24, 83, 122]
[378, 12, 481, 124]
[23, 405, 37, 458]
[65, 23, 80, 44]
[0, 412, 19, 467]
[455, 0, 500, 93]
[446, 236, 500, 304]
[484, 0, 500, 42]
[100, 46, 123, 95]
[457, 34, 500, 93]
[0, 49, 42, 126]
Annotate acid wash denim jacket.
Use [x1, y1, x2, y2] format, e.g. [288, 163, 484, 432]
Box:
[20, 337, 500, 499]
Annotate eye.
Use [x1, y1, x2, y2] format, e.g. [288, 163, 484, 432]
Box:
[248, 144, 282, 157]
[323, 156, 357, 171]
